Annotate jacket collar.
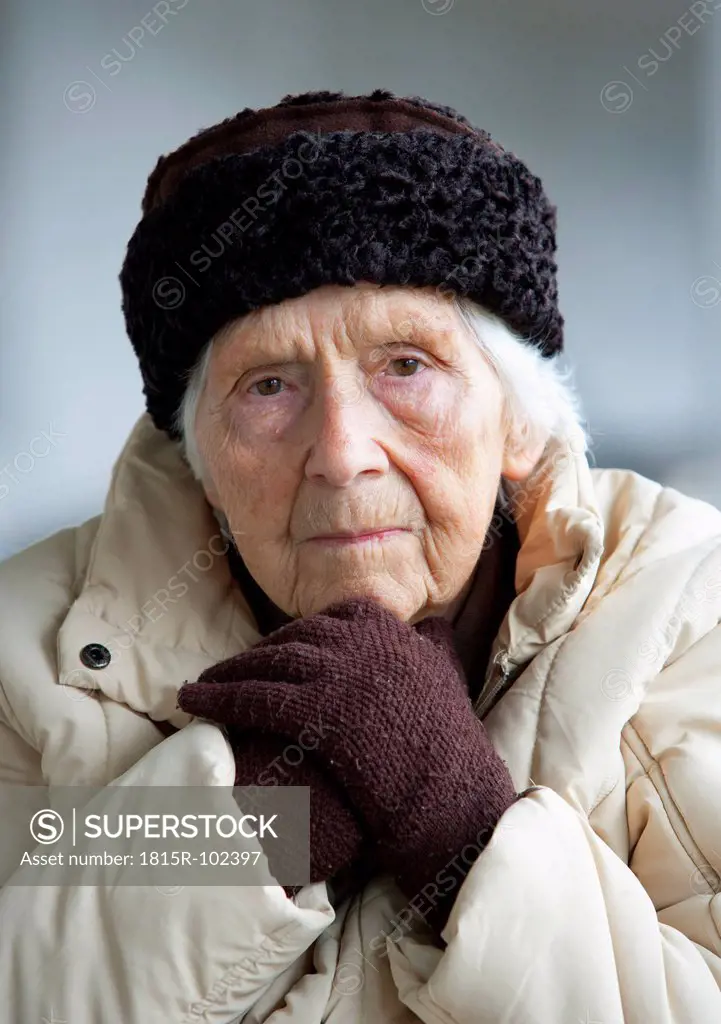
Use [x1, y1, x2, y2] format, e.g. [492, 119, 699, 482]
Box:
[57, 414, 604, 725]
[497, 426, 605, 666]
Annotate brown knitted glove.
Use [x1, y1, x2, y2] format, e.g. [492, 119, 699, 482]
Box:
[229, 730, 365, 895]
[177, 597, 518, 935]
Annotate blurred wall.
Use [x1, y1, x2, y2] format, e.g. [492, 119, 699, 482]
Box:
[662, 3, 721, 509]
[1, 0, 719, 560]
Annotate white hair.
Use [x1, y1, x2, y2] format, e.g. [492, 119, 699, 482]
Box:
[175, 297, 591, 517]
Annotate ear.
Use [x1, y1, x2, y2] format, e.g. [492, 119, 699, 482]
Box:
[501, 431, 547, 482]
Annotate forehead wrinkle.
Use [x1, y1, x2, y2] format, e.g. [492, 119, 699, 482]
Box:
[341, 288, 458, 349]
[214, 286, 462, 375]
[216, 308, 314, 372]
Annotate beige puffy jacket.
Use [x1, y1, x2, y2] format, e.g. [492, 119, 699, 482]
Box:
[1, 412, 720, 1024]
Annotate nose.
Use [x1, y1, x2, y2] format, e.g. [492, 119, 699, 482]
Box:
[304, 369, 389, 487]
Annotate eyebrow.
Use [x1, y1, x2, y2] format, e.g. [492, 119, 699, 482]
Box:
[384, 312, 459, 358]
[226, 303, 458, 369]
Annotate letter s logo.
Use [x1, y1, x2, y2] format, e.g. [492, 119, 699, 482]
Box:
[30, 809, 65, 844]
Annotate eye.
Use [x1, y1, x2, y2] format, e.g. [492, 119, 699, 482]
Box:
[387, 356, 426, 378]
[250, 376, 285, 397]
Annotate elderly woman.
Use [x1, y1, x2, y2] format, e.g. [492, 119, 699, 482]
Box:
[0, 89, 720, 1024]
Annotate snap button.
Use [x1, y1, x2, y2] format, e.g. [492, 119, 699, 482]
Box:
[79, 643, 111, 670]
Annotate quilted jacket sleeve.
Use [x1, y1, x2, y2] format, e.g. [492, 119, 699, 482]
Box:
[387, 786, 721, 1024]
[0, 716, 335, 1024]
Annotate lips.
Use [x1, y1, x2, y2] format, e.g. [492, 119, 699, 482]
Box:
[307, 528, 410, 542]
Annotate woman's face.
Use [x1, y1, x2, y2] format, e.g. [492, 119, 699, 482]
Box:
[194, 282, 539, 623]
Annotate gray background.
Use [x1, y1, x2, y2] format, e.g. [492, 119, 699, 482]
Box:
[2, 0, 720, 561]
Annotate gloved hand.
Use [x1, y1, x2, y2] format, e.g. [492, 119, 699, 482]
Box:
[229, 729, 366, 897]
[177, 597, 518, 935]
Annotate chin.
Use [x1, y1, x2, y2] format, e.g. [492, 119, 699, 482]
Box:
[305, 577, 423, 622]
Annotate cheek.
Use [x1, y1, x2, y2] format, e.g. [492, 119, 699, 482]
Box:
[230, 388, 305, 445]
[398, 385, 502, 502]
[392, 391, 503, 576]
[205, 438, 299, 539]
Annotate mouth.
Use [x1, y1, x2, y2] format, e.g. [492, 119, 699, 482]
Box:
[306, 528, 412, 545]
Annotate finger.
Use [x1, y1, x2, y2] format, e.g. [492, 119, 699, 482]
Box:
[197, 640, 324, 686]
[177, 677, 310, 732]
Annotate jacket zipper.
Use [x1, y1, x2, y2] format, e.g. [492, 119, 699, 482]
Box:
[473, 647, 515, 719]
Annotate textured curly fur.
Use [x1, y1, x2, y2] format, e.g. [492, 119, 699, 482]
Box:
[119, 90, 563, 439]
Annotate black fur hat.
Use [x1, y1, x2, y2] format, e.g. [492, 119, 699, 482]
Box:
[119, 88, 563, 439]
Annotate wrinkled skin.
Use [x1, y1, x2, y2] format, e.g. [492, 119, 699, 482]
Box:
[194, 282, 543, 624]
